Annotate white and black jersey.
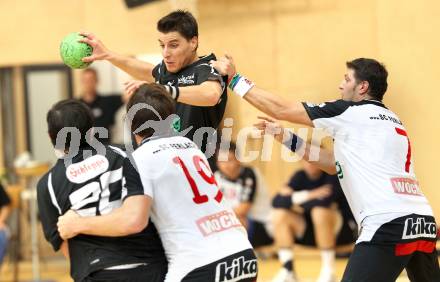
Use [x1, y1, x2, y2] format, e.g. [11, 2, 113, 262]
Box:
[302, 99, 434, 226]
[152, 54, 227, 155]
[132, 136, 253, 281]
[215, 167, 271, 224]
[37, 145, 166, 282]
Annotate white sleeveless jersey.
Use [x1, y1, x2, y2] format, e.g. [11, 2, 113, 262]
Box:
[132, 136, 252, 281]
[302, 100, 433, 224]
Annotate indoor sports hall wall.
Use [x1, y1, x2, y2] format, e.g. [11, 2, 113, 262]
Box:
[1, 0, 439, 216]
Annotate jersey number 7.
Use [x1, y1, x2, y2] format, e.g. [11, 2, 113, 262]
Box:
[395, 127, 411, 173]
[173, 155, 223, 204]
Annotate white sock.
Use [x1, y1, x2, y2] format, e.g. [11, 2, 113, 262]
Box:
[278, 248, 293, 271]
[320, 249, 335, 276]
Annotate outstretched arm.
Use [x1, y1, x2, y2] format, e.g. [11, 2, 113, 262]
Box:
[244, 87, 313, 126]
[210, 55, 313, 126]
[79, 32, 155, 82]
[254, 117, 336, 174]
[125, 80, 223, 107]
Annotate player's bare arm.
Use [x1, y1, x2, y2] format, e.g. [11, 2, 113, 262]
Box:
[79, 32, 155, 82]
[177, 81, 222, 106]
[125, 80, 223, 107]
[254, 116, 336, 174]
[57, 195, 151, 239]
[211, 54, 313, 126]
[245, 87, 312, 126]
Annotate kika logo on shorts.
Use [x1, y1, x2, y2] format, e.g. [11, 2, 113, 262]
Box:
[390, 177, 422, 196]
[215, 256, 257, 282]
[402, 217, 437, 239]
[196, 210, 242, 236]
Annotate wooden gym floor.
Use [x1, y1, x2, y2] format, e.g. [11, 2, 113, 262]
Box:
[1, 247, 431, 282]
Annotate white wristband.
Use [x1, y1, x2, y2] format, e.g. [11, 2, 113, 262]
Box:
[291, 190, 310, 205]
[229, 73, 255, 98]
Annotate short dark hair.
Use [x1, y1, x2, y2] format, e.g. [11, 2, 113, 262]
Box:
[157, 10, 198, 40]
[346, 58, 388, 101]
[47, 99, 93, 150]
[82, 68, 98, 78]
[126, 83, 175, 139]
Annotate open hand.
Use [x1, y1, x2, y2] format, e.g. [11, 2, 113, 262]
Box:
[78, 31, 112, 63]
[253, 116, 285, 142]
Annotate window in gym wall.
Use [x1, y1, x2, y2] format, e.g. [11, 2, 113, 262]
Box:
[23, 65, 73, 164]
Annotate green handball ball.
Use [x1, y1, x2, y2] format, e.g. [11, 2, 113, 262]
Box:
[60, 33, 93, 69]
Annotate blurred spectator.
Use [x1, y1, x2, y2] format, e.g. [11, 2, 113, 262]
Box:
[79, 68, 125, 144]
[271, 162, 356, 282]
[0, 183, 11, 268]
[215, 142, 274, 249]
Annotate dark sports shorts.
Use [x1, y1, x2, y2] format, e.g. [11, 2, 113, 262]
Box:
[295, 210, 357, 247]
[342, 214, 440, 282]
[182, 248, 258, 282]
[82, 261, 167, 282]
[247, 219, 274, 248]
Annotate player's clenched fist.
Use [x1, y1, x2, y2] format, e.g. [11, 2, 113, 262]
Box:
[57, 210, 80, 240]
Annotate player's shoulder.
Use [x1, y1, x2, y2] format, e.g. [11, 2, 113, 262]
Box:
[241, 166, 257, 179]
[193, 54, 217, 70]
[37, 160, 64, 194]
[303, 99, 388, 120]
[152, 61, 164, 77]
[150, 135, 196, 146]
[107, 144, 128, 158]
[302, 99, 352, 120]
[240, 167, 258, 188]
[37, 170, 51, 192]
[61, 148, 123, 185]
[195, 53, 216, 65]
[350, 99, 388, 110]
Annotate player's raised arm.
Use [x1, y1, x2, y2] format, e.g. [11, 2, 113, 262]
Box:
[211, 55, 313, 126]
[79, 32, 156, 82]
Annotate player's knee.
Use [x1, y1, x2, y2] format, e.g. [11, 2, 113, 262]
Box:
[272, 208, 291, 227]
[310, 206, 334, 225]
[272, 194, 292, 209]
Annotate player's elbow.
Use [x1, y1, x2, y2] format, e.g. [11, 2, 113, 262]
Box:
[205, 90, 221, 106]
[124, 214, 148, 234]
